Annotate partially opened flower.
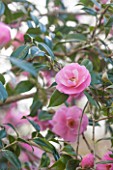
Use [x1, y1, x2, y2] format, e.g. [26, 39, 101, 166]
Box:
[81, 153, 94, 168]
[50, 106, 88, 142]
[96, 151, 113, 170]
[55, 63, 91, 95]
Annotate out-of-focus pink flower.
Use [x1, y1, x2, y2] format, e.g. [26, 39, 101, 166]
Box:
[67, 92, 84, 103]
[81, 153, 94, 168]
[55, 63, 91, 95]
[0, 22, 11, 47]
[12, 32, 24, 49]
[96, 151, 113, 170]
[100, 0, 109, 4]
[22, 71, 30, 77]
[41, 70, 54, 87]
[33, 115, 52, 131]
[3, 103, 28, 127]
[50, 106, 88, 142]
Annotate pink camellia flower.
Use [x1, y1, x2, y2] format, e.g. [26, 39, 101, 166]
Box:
[55, 63, 91, 95]
[96, 151, 113, 170]
[12, 32, 24, 49]
[50, 106, 88, 142]
[0, 22, 11, 47]
[3, 103, 28, 127]
[81, 153, 94, 168]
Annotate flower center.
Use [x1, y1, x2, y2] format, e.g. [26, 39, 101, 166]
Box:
[70, 77, 77, 82]
[67, 118, 76, 129]
[106, 164, 112, 170]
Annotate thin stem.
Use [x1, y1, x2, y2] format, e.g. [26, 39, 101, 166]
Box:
[76, 102, 88, 157]
[82, 133, 101, 160]
[0, 92, 35, 106]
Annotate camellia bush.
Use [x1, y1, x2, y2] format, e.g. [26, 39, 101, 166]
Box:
[0, 0, 113, 169]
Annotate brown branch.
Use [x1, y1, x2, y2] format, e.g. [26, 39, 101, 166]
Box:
[0, 92, 35, 106]
[82, 134, 101, 160]
[91, 6, 109, 38]
[76, 101, 88, 157]
[95, 115, 113, 122]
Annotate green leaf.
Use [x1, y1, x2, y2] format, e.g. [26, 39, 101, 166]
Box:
[62, 145, 76, 156]
[0, 74, 5, 85]
[17, 137, 34, 151]
[0, 82, 8, 102]
[82, 7, 97, 16]
[44, 36, 53, 49]
[48, 90, 69, 107]
[33, 137, 60, 160]
[10, 57, 37, 77]
[50, 160, 65, 170]
[11, 45, 29, 59]
[6, 123, 19, 137]
[81, 59, 93, 72]
[105, 15, 113, 27]
[38, 111, 53, 121]
[38, 42, 55, 60]
[2, 150, 21, 170]
[0, 2, 5, 16]
[66, 159, 80, 170]
[30, 13, 39, 26]
[23, 117, 40, 132]
[84, 91, 98, 107]
[0, 129, 6, 139]
[40, 152, 50, 167]
[65, 33, 87, 42]
[97, 160, 113, 164]
[15, 80, 34, 94]
[30, 94, 43, 117]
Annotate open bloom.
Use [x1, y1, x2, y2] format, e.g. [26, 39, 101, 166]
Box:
[96, 151, 113, 170]
[50, 106, 88, 142]
[0, 22, 11, 47]
[81, 153, 94, 168]
[55, 63, 91, 95]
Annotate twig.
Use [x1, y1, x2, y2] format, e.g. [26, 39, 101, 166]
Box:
[76, 101, 88, 157]
[82, 133, 101, 160]
[0, 92, 35, 106]
[91, 6, 109, 38]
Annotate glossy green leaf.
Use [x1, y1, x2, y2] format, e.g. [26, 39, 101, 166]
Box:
[48, 90, 69, 107]
[15, 80, 34, 94]
[0, 74, 5, 85]
[82, 7, 97, 16]
[81, 59, 93, 72]
[23, 117, 40, 132]
[40, 152, 50, 167]
[0, 2, 5, 16]
[38, 42, 55, 60]
[84, 91, 98, 107]
[38, 110, 53, 120]
[11, 45, 29, 59]
[2, 150, 21, 170]
[105, 15, 113, 27]
[0, 82, 8, 102]
[0, 129, 6, 139]
[66, 159, 80, 170]
[10, 57, 37, 77]
[33, 137, 60, 160]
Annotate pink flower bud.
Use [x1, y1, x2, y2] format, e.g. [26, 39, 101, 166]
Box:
[81, 154, 94, 168]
